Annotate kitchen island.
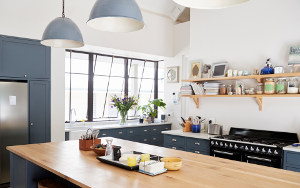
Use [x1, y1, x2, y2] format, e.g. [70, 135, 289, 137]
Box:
[7, 138, 300, 188]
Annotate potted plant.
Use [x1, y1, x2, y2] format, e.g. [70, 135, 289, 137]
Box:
[111, 95, 138, 125]
[137, 99, 166, 123]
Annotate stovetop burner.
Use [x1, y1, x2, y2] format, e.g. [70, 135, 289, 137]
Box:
[213, 135, 296, 147]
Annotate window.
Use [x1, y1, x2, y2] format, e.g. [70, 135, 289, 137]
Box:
[65, 51, 164, 122]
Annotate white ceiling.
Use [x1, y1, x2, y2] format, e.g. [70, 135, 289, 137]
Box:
[136, 0, 177, 16]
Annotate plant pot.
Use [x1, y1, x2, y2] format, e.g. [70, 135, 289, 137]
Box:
[148, 115, 154, 123]
[139, 119, 144, 123]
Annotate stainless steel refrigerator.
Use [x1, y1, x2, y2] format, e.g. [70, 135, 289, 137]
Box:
[0, 81, 28, 184]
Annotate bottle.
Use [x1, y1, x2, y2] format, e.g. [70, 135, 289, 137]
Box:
[261, 58, 274, 75]
[105, 138, 113, 160]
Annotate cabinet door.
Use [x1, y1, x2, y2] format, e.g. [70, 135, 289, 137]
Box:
[29, 81, 50, 144]
[0, 36, 50, 79]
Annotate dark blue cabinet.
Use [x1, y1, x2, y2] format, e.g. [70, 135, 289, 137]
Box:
[284, 150, 300, 173]
[0, 35, 50, 79]
[29, 81, 51, 144]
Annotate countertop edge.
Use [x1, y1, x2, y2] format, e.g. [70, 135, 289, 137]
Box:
[283, 146, 300, 152]
[162, 130, 212, 140]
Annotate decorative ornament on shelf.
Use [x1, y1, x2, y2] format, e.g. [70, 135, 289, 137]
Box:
[167, 66, 179, 83]
[110, 95, 139, 125]
[173, 0, 250, 9]
[41, 0, 84, 48]
[190, 60, 203, 79]
[87, 0, 145, 32]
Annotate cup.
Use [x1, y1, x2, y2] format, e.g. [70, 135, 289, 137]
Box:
[233, 70, 238, 77]
[238, 70, 243, 76]
[127, 156, 137, 167]
[141, 154, 150, 162]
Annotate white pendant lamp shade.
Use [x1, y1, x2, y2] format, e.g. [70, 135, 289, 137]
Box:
[41, 17, 84, 48]
[87, 0, 145, 33]
[173, 0, 250, 9]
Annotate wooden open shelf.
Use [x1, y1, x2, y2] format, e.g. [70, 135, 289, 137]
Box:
[182, 72, 300, 83]
[181, 94, 300, 111]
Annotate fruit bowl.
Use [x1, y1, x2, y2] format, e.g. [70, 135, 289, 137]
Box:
[160, 157, 182, 170]
[90, 145, 115, 156]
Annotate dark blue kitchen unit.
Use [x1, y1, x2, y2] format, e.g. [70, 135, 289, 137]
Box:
[96, 124, 171, 147]
[283, 150, 300, 173]
[163, 132, 210, 155]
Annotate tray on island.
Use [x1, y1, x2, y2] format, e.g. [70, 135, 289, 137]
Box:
[96, 151, 163, 171]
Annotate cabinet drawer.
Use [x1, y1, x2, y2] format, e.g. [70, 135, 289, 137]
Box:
[152, 142, 164, 147]
[112, 128, 127, 138]
[186, 138, 210, 151]
[129, 136, 150, 144]
[286, 166, 300, 173]
[139, 126, 151, 135]
[164, 135, 185, 147]
[150, 135, 164, 143]
[99, 129, 114, 137]
[164, 144, 185, 151]
[285, 151, 300, 166]
[186, 148, 209, 156]
[151, 124, 171, 134]
[127, 127, 140, 137]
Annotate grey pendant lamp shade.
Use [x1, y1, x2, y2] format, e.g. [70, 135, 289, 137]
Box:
[41, 0, 84, 48]
[173, 0, 250, 9]
[87, 0, 145, 33]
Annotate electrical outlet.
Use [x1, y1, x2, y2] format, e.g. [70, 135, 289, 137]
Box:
[209, 118, 216, 124]
[167, 112, 174, 117]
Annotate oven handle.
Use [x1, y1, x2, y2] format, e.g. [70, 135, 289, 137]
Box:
[213, 150, 234, 156]
[246, 156, 272, 162]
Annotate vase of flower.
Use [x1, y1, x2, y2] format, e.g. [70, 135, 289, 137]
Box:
[110, 95, 139, 126]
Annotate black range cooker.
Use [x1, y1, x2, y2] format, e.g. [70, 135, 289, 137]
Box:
[210, 127, 299, 168]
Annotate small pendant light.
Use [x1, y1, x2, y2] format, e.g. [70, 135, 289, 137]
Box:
[173, 0, 250, 9]
[41, 0, 84, 48]
[87, 0, 145, 33]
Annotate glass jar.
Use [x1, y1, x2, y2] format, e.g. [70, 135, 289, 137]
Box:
[287, 77, 299, 94]
[105, 138, 113, 160]
[264, 78, 275, 94]
[276, 78, 286, 94]
[286, 65, 295, 73]
[220, 85, 227, 95]
[256, 83, 263, 94]
[227, 85, 233, 95]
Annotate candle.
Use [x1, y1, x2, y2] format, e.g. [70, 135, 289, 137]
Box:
[127, 156, 136, 167]
[141, 154, 150, 162]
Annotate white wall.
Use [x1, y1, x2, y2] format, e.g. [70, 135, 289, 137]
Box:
[165, 22, 190, 130]
[190, 0, 300, 138]
[0, 0, 174, 142]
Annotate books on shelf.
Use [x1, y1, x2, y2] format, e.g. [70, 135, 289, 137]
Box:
[190, 83, 204, 95]
[180, 85, 193, 95]
[204, 83, 221, 95]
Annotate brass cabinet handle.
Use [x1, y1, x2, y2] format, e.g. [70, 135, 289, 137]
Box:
[102, 133, 106, 136]
[144, 139, 147, 141]
[153, 138, 156, 140]
[195, 151, 200, 154]
[144, 130, 147, 132]
[153, 129, 156, 131]
[172, 139, 177, 142]
[195, 142, 200, 145]
[119, 132, 122, 134]
[165, 128, 168, 130]
[31, 123, 33, 126]
[130, 131, 133, 133]
[172, 147, 177, 149]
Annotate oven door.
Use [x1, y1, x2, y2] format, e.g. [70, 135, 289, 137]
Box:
[244, 154, 281, 168]
[211, 149, 241, 161]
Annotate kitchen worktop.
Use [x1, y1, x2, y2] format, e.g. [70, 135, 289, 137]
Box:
[284, 145, 300, 152]
[7, 139, 300, 188]
[162, 130, 212, 140]
[65, 122, 171, 132]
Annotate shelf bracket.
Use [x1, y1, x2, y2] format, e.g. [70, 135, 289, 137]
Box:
[255, 97, 263, 111]
[256, 78, 263, 83]
[192, 97, 199, 109]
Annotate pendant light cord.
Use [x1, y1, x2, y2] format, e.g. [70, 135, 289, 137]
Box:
[62, 0, 65, 18]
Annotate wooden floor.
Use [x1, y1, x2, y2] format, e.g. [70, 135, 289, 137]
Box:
[7, 138, 300, 188]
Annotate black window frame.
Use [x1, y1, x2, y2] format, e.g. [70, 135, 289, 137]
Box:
[65, 49, 164, 122]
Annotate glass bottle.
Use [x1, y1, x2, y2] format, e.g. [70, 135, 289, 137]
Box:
[227, 85, 233, 95]
[220, 85, 227, 95]
[287, 77, 299, 94]
[256, 83, 263, 94]
[264, 78, 275, 94]
[276, 78, 286, 94]
[105, 138, 113, 160]
[285, 65, 295, 73]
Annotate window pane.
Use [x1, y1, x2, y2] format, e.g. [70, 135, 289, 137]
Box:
[129, 60, 155, 79]
[110, 58, 125, 77]
[70, 74, 88, 121]
[65, 74, 70, 121]
[93, 76, 125, 119]
[94, 56, 113, 76]
[65, 52, 89, 74]
[158, 78, 165, 118]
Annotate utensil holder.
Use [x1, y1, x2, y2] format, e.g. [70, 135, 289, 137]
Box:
[182, 121, 192, 132]
[79, 139, 101, 151]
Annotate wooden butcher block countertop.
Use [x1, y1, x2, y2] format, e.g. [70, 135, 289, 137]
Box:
[7, 138, 300, 188]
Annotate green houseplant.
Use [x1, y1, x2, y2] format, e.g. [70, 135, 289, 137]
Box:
[137, 99, 166, 123]
[111, 95, 138, 125]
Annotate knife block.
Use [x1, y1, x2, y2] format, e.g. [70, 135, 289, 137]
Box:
[79, 138, 101, 151]
[182, 121, 192, 132]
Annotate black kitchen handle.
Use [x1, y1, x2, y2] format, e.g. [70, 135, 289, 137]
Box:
[181, 117, 186, 124]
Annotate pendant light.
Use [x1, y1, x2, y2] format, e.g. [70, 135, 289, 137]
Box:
[41, 0, 84, 48]
[87, 0, 145, 33]
[173, 0, 250, 9]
